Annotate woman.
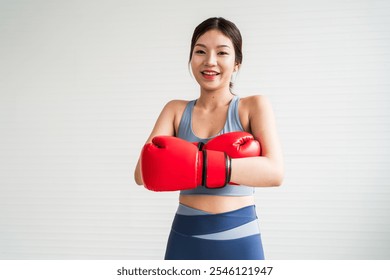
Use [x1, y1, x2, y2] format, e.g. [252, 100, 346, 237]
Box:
[134, 17, 284, 260]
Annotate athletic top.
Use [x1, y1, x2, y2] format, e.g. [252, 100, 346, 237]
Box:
[178, 95, 255, 196]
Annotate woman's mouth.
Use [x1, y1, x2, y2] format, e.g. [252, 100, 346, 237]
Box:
[201, 71, 220, 80]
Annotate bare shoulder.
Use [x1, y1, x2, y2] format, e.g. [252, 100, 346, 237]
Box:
[143, 99, 190, 141]
[238, 95, 272, 130]
[163, 99, 190, 119]
[240, 95, 271, 114]
[163, 99, 191, 135]
[162, 99, 188, 113]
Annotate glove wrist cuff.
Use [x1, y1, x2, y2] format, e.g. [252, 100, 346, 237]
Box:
[202, 150, 231, 188]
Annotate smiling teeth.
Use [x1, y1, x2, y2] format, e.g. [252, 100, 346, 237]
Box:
[203, 71, 218, 75]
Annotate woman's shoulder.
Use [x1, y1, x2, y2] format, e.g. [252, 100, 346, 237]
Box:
[165, 99, 191, 106]
[163, 99, 191, 113]
[162, 100, 193, 134]
[239, 94, 269, 103]
[163, 99, 190, 121]
[239, 94, 271, 112]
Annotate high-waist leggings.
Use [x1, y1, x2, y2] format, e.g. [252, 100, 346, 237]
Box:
[164, 204, 265, 260]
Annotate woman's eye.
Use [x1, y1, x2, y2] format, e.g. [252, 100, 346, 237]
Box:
[218, 51, 229, 55]
[195, 50, 205, 54]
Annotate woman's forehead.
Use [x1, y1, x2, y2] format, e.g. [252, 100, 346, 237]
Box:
[195, 29, 233, 47]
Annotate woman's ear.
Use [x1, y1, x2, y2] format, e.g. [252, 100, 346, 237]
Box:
[234, 63, 240, 72]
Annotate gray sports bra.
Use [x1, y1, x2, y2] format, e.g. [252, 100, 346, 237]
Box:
[178, 95, 255, 196]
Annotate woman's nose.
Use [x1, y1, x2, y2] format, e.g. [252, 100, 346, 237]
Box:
[205, 52, 217, 66]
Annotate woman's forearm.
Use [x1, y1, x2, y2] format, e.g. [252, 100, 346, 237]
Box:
[230, 156, 284, 187]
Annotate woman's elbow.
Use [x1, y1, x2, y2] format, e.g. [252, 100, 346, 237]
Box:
[252, 171, 283, 187]
[261, 167, 284, 187]
[272, 175, 284, 187]
[272, 169, 284, 187]
[134, 170, 144, 186]
[135, 178, 144, 186]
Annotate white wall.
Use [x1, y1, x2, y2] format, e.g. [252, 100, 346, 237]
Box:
[0, 0, 389, 259]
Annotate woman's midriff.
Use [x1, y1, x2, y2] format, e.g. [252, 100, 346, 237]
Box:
[179, 195, 255, 214]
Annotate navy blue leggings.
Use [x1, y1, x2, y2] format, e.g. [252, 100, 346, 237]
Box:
[164, 204, 265, 260]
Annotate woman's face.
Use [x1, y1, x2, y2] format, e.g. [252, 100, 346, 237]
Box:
[191, 29, 239, 93]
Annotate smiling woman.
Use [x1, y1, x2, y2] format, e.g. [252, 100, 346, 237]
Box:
[189, 18, 243, 93]
[191, 30, 239, 91]
[134, 17, 284, 260]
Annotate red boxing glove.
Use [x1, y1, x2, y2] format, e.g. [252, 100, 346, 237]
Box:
[141, 136, 231, 192]
[203, 131, 261, 158]
[202, 131, 261, 185]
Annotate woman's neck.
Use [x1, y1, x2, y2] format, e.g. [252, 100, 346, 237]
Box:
[197, 88, 234, 109]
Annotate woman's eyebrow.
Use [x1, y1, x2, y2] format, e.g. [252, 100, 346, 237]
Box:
[195, 43, 231, 48]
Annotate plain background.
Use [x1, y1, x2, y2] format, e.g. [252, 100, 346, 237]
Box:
[1, 0, 389, 259]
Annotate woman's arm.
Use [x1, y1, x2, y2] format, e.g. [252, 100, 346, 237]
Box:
[230, 95, 284, 187]
[134, 100, 185, 185]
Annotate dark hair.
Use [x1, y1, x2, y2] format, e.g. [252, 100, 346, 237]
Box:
[189, 17, 243, 91]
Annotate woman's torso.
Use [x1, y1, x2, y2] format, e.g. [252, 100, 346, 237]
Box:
[173, 95, 255, 214]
